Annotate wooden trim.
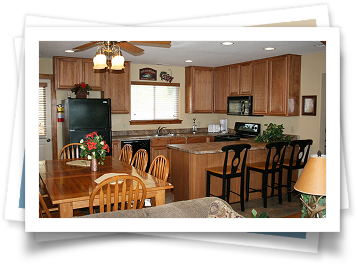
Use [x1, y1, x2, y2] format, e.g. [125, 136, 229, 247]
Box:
[130, 119, 183, 125]
[39, 74, 57, 160]
[131, 81, 180, 87]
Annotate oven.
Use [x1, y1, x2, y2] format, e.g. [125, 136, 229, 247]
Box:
[213, 122, 261, 142]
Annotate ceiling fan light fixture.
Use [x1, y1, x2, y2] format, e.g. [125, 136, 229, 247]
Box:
[93, 54, 108, 69]
[111, 53, 125, 70]
[221, 42, 234, 46]
[264, 47, 276, 51]
[185, 60, 193, 63]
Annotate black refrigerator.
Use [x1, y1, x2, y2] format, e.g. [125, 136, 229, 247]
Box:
[62, 98, 112, 156]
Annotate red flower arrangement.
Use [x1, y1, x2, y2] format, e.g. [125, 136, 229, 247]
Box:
[71, 82, 92, 95]
[80, 131, 110, 165]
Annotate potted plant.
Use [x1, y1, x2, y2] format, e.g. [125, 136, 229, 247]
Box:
[254, 123, 292, 143]
[80, 131, 110, 171]
[71, 82, 92, 98]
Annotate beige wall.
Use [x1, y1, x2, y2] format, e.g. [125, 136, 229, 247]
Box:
[39, 51, 326, 156]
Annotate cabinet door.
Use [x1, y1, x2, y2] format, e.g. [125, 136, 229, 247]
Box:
[105, 61, 130, 114]
[170, 137, 186, 144]
[54, 57, 81, 89]
[252, 59, 269, 115]
[229, 64, 239, 95]
[239, 62, 252, 95]
[82, 59, 105, 90]
[213, 66, 230, 113]
[269, 56, 288, 115]
[111, 141, 121, 159]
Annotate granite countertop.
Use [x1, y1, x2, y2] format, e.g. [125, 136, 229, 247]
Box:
[167, 138, 267, 154]
[112, 131, 229, 141]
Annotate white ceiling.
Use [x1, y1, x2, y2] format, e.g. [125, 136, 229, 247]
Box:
[39, 41, 326, 67]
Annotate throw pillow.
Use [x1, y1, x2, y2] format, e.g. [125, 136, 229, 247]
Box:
[207, 199, 244, 218]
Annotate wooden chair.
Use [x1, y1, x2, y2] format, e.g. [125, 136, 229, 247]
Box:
[39, 192, 84, 218]
[89, 175, 147, 214]
[148, 155, 170, 182]
[246, 141, 288, 208]
[206, 144, 251, 212]
[130, 149, 149, 171]
[59, 143, 83, 159]
[119, 144, 133, 164]
[281, 139, 313, 202]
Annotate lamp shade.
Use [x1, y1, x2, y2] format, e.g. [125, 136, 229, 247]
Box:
[111, 54, 125, 70]
[294, 154, 326, 196]
[93, 54, 108, 69]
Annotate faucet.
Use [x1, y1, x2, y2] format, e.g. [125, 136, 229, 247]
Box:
[157, 126, 167, 135]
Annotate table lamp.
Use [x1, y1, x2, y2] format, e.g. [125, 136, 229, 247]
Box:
[294, 151, 326, 218]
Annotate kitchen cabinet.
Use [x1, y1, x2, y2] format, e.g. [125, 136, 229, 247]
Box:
[54, 56, 130, 114]
[186, 136, 209, 143]
[252, 59, 269, 115]
[111, 141, 121, 159]
[103, 61, 131, 114]
[185, 66, 214, 113]
[150, 138, 170, 163]
[213, 65, 230, 113]
[229, 62, 252, 96]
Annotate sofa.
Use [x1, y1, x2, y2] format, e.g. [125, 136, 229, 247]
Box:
[77, 197, 244, 218]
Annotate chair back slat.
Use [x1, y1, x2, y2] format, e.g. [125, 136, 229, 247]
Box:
[119, 144, 133, 164]
[148, 155, 170, 182]
[289, 139, 313, 168]
[221, 144, 251, 175]
[131, 149, 149, 171]
[265, 142, 288, 171]
[59, 143, 83, 159]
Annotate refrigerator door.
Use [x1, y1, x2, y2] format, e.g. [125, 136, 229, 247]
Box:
[67, 99, 111, 129]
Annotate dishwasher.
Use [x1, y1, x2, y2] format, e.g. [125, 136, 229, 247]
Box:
[121, 139, 150, 171]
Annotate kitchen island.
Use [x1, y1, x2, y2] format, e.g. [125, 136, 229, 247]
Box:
[167, 139, 297, 203]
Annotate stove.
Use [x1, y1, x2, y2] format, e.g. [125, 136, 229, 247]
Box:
[213, 122, 261, 142]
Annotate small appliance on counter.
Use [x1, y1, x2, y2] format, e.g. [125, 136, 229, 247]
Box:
[219, 119, 228, 134]
[208, 124, 221, 133]
[214, 122, 261, 142]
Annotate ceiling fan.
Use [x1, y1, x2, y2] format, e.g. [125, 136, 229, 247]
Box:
[71, 41, 171, 55]
[70, 41, 171, 70]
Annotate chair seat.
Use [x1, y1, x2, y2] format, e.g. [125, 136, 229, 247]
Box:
[206, 165, 242, 175]
[247, 162, 282, 171]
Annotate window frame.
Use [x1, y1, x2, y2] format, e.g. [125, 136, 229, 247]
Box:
[129, 81, 182, 125]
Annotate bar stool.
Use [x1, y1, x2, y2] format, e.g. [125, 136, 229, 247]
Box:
[246, 141, 288, 208]
[281, 139, 313, 202]
[206, 144, 251, 212]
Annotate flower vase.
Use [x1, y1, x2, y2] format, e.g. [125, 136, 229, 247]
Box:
[76, 90, 87, 99]
[90, 159, 99, 172]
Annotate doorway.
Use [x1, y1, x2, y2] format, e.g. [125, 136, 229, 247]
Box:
[39, 79, 53, 160]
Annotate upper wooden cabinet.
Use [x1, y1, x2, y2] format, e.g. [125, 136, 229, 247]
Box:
[252, 59, 269, 115]
[229, 62, 252, 96]
[185, 66, 214, 113]
[54, 56, 130, 114]
[213, 65, 230, 113]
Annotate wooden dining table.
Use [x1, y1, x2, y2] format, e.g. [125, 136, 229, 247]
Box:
[39, 156, 174, 218]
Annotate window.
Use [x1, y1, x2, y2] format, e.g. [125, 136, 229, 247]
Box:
[130, 82, 181, 124]
[39, 83, 47, 137]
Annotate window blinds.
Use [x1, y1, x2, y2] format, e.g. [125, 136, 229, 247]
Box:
[39, 83, 47, 137]
[131, 83, 179, 121]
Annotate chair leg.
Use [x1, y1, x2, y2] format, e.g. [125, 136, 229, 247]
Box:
[226, 176, 230, 203]
[287, 168, 293, 202]
[278, 170, 283, 204]
[240, 175, 245, 212]
[246, 168, 250, 202]
[262, 173, 268, 208]
[222, 175, 227, 201]
[206, 172, 211, 197]
[271, 171, 275, 197]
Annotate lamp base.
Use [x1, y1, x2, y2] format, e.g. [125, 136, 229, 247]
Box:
[300, 195, 326, 218]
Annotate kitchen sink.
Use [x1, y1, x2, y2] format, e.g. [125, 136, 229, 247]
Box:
[152, 133, 178, 137]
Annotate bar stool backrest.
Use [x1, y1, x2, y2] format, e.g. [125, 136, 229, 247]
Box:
[221, 144, 251, 175]
[288, 139, 313, 169]
[265, 142, 289, 171]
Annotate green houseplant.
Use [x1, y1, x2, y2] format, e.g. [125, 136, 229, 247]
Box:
[254, 123, 292, 143]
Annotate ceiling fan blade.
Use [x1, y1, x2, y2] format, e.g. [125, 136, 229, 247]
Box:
[117, 42, 144, 54]
[72, 41, 101, 50]
[129, 41, 171, 48]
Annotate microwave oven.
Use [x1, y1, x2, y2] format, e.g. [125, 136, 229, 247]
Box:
[227, 96, 253, 116]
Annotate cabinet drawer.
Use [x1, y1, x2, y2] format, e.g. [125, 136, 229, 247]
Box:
[187, 136, 208, 143]
[150, 138, 170, 147]
[170, 137, 186, 144]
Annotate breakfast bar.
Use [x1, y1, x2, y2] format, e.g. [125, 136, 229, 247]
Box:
[167, 139, 297, 203]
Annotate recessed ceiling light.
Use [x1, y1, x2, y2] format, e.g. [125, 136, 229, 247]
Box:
[221, 42, 234, 46]
[185, 60, 194, 63]
[264, 47, 276, 51]
[64, 49, 75, 53]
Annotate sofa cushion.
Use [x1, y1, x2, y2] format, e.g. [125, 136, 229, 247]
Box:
[207, 199, 244, 218]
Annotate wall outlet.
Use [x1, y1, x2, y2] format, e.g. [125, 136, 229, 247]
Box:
[291, 126, 295, 133]
[123, 123, 128, 129]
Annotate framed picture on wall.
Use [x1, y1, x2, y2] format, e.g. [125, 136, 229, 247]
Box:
[302, 95, 317, 116]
